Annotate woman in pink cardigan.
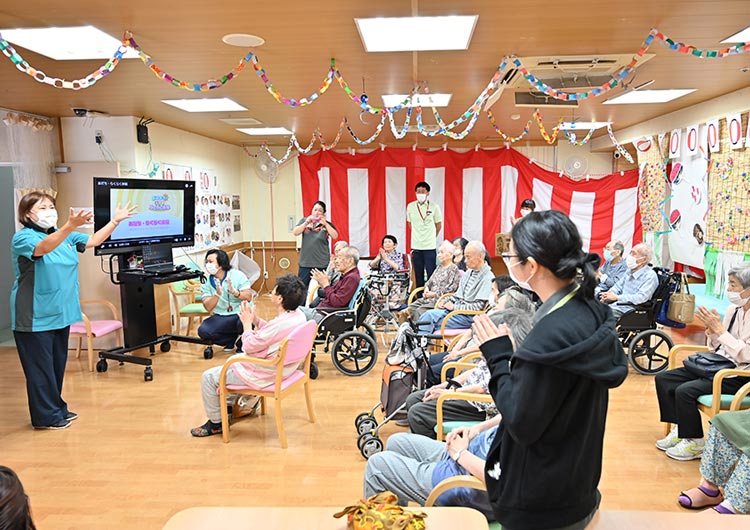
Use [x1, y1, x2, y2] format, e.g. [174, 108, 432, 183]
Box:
[191, 275, 307, 437]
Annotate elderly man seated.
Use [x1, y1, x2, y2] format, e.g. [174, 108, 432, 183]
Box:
[302, 245, 361, 322]
[310, 240, 348, 308]
[599, 243, 659, 318]
[597, 239, 628, 292]
[417, 241, 494, 333]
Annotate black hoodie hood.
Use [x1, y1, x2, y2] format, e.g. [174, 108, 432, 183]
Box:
[513, 291, 627, 388]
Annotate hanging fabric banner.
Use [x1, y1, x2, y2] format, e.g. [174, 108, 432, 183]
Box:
[727, 114, 743, 149]
[299, 147, 642, 258]
[667, 129, 708, 268]
[669, 129, 682, 159]
[706, 119, 721, 153]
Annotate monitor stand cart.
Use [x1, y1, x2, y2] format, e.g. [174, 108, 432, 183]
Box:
[96, 254, 215, 381]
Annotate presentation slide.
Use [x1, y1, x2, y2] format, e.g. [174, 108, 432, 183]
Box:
[109, 188, 185, 240]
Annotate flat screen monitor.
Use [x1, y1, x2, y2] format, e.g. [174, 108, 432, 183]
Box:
[93, 177, 196, 255]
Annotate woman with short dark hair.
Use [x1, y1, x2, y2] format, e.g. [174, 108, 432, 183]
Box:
[197, 249, 254, 352]
[191, 275, 307, 437]
[473, 209, 628, 530]
[11, 191, 135, 430]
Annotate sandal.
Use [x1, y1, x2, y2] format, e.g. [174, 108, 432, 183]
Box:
[678, 485, 723, 509]
[190, 420, 222, 437]
[713, 503, 736, 514]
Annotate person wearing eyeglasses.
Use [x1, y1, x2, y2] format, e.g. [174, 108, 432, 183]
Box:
[474, 209, 628, 530]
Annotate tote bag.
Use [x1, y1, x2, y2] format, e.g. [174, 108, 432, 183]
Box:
[667, 273, 695, 324]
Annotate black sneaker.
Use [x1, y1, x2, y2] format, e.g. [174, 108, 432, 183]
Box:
[65, 411, 78, 421]
[34, 419, 72, 430]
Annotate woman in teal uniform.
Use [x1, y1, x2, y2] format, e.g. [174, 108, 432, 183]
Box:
[11, 191, 136, 430]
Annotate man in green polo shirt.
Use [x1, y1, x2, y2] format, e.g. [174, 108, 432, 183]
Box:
[406, 181, 442, 289]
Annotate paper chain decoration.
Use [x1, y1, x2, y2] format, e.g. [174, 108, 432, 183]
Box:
[2, 28, 747, 149]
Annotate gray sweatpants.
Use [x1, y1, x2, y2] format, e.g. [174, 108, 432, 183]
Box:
[363, 432, 447, 505]
[201, 365, 249, 422]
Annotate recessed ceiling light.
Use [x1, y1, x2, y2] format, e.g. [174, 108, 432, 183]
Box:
[381, 94, 452, 108]
[721, 26, 750, 43]
[219, 117, 262, 126]
[355, 16, 478, 52]
[237, 127, 293, 136]
[603, 89, 696, 105]
[161, 98, 248, 112]
[510, 113, 521, 120]
[222, 33, 265, 47]
[559, 121, 611, 130]
[0, 25, 138, 60]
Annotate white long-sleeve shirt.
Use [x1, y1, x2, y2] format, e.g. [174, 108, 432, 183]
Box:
[708, 304, 750, 371]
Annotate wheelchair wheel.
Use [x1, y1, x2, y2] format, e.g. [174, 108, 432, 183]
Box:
[331, 331, 378, 376]
[358, 322, 377, 343]
[628, 329, 673, 375]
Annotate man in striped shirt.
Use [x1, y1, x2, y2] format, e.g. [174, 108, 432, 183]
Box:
[417, 241, 494, 333]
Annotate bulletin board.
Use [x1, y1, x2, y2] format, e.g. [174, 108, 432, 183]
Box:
[705, 113, 750, 253]
[161, 164, 237, 252]
[636, 135, 668, 233]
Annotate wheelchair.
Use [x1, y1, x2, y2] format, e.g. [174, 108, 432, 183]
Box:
[309, 281, 378, 379]
[615, 268, 682, 375]
[363, 270, 412, 344]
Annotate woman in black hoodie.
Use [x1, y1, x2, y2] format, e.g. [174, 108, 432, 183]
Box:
[473, 210, 628, 530]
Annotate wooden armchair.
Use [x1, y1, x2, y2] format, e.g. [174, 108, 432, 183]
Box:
[218, 320, 317, 448]
[70, 299, 124, 371]
[664, 344, 750, 434]
[168, 279, 210, 336]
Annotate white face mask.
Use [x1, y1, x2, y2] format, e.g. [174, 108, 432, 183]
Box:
[505, 259, 535, 291]
[520, 208, 531, 217]
[625, 255, 640, 269]
[727, 290, 748, 306]
[205, 263, 219, 275]
[416, 193, 427, 203]
[34, 209, 58, 230]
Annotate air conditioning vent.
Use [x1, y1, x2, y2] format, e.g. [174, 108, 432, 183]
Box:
[514, 92, 579, 108]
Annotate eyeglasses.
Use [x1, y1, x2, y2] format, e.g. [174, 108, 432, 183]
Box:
[501, 253, 519, 260]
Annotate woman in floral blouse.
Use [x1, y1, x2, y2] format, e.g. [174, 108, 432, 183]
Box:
[405, 240, 461, 323]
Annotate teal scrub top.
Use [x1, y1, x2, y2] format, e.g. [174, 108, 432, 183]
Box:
[200, 268, 251, 315]
[11, 226, 90, 332]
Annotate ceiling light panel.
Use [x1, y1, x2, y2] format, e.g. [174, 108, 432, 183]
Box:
[721, 26, 750, 43]
[0, 25, 138, 60]
[355, 16, 478, 52]
[162, 98, 248, 112]
[603, 89, 696, 105]
[237, 127, 293, 136]
[381, 94, 452, 108]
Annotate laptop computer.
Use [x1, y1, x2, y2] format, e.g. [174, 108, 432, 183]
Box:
[141, 244, 175, 274]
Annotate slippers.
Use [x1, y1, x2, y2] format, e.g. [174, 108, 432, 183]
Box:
[190, 420, 222, 437]
[678, 485, 723, 509]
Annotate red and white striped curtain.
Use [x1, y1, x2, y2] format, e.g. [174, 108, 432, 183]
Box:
[299, 147, 642, 258]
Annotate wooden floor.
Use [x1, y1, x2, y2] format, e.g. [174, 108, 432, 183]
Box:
[0, 304, 713, 530]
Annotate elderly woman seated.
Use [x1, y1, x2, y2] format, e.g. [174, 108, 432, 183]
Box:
[190, 275, 307, 437]
[403, 240, 461, 323]
[370, 235, 407, 273]
[677, 408, 750, 514]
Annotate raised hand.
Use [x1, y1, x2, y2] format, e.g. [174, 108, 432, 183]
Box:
[113, 201, 138, 223]
[67, 208, 93, 228]
[238, 300, 255, 330]
[471, 314, 509, 346]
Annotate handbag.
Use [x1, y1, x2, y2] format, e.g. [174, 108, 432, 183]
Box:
[655, 278, 686, 328]
[682, 309, 739, 378]
[667, 273, 695, 324]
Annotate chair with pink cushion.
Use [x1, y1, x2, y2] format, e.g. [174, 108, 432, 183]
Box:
[69, 299, 124, 372]
[218, 320, 318, 448]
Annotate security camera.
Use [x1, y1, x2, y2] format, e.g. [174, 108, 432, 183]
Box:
[72, 108, 88, 117]
[613, 151, 622, 159]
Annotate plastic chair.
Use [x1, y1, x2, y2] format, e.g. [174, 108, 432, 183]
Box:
[69, 299, 124, 372]
[663, 344, 750, 434]
[168, 279, 210, 336]
[218, 320, 318, 448]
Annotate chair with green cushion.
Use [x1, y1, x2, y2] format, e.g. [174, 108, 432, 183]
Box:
[169, 279, 210, 336]
[664, 344, 750, 434]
